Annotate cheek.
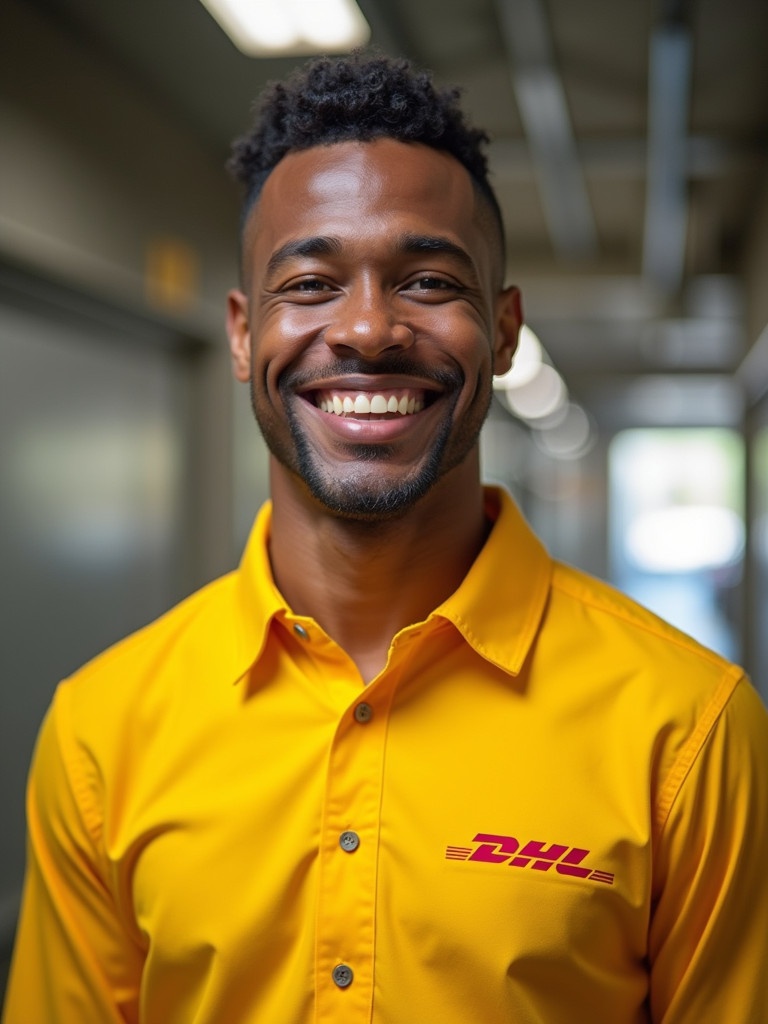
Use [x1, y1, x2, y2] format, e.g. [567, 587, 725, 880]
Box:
[251, 311, 317, 391]
[443, 321, 495, 384]
[421, 303, 492, 353]
[459, 336, 495, 407]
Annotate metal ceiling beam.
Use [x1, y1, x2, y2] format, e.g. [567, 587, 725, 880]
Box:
[736, 323, 768, 404]
[494, 0, 598, 261]
[642, 20, 693, 293]
[491, 135, 762, 182]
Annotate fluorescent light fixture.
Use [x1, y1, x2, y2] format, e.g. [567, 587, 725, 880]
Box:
[504, 363, 567, 421]
[533, 403, 595, 460]
[493, 0, 598, 260]
[199, 0, 370, 56]
[642, 24, 692, 291]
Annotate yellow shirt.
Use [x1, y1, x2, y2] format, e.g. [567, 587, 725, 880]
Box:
[4, 487, 768, 1024]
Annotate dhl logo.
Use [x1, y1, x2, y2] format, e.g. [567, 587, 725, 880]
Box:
[446, 832, 614, 885]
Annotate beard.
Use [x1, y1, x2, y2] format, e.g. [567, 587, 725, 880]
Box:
[251, 355, 491, 522]
[286, 412, 455, 521]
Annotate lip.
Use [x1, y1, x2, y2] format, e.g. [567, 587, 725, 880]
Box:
[294, 373, 444, 396]
[293, 378, 447, 444]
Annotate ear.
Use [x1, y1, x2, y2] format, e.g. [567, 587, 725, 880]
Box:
[492, 285, 523, 376]
[227, 289, 252, 383]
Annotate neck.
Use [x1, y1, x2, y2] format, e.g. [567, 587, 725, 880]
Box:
[267, 457, 488, 682]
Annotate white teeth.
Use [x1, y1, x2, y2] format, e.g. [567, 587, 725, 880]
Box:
[318, 391, 427, 417]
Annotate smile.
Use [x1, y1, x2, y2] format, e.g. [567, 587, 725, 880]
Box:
[313, 388, 427, 418]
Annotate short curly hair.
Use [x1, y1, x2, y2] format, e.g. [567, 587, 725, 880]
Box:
[228, 51, 504, 255]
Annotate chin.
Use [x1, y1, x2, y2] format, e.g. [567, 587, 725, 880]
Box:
[305, 470, 438, 522]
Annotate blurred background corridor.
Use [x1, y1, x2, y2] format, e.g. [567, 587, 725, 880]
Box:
[2, 0, 768, 995]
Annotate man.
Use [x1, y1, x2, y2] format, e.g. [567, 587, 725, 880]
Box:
[4, 52, 768, 1024]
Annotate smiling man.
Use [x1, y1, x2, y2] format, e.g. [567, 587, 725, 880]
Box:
[225, 130, 520, 679]
[4, 53, 768, 1024]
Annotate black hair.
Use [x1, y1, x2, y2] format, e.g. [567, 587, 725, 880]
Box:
[228, 51, 505, 256]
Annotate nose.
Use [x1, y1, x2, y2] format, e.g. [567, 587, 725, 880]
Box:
[323, 284, 414, 358]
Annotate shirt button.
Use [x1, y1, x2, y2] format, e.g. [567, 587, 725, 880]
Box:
[332, 963, 354, 988]
[293, 623, 309, 640]
[339, 830, 360, 853]
[354, 702, 373, 723]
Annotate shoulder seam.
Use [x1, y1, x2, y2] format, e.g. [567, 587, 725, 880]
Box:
[653, 669, 744, 841]
[551, 567, 731, 670]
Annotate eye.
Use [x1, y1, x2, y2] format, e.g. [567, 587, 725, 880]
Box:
[406, 276, 456, 292]
[402, 275, 466, 302]
[276, 276, 337, 301]
[292, 278, 333, 292]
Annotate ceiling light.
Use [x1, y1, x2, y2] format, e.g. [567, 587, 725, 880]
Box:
[533, 403, 595, 460]
[642, 23, 692, 292]
[199, 0, 370, 56]
[504, 364, 567, 421]
[493, 0, 598, 260]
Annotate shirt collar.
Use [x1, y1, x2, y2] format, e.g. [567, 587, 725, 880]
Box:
[231, 486, 552, 684]
[433, 487, 552, 676]
[230, 500, 288, 685]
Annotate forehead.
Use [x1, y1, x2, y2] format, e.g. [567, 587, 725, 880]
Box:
[243, 139, 496, 281]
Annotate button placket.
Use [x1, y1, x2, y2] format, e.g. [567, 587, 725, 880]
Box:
[315, 683, 396, 1022]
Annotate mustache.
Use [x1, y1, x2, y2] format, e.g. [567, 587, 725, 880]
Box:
[279, 355, 463, 392]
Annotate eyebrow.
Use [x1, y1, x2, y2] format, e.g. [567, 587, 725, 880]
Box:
[266, 236, 343, 278]
[264, 232, 480, 283]
[396, 233, 480, 283]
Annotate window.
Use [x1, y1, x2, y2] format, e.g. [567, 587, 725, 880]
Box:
[609, 429, 744, 660]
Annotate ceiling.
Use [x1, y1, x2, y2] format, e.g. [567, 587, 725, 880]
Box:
[30, 0, 768, 429]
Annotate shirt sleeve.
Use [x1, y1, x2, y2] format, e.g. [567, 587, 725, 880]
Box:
[2, 689, 143, 1024]
[648, 676, 768, 1023]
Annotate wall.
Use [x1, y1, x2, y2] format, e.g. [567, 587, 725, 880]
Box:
[0, 0, 240, 331]
[0, 0, 271, 985]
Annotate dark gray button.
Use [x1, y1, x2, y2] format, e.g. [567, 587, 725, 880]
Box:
[332, 963, 354, 988]
[339, 830, 360, 852]
[354, 702, 373, 723]
[293, 623, 309, 640]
